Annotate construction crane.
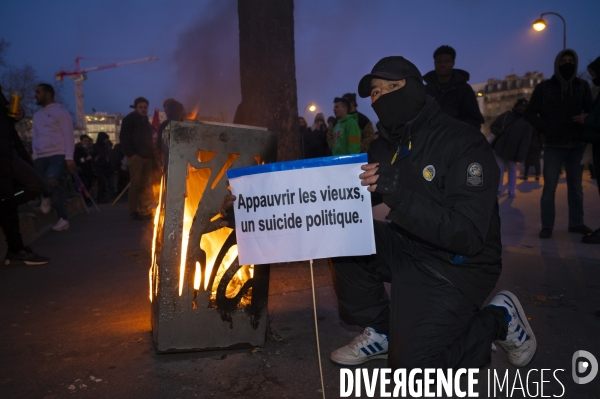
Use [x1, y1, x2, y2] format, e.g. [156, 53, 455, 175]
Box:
[55, 56, 158, 130]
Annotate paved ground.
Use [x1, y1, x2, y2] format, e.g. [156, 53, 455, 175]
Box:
[0, 174, 599, 398]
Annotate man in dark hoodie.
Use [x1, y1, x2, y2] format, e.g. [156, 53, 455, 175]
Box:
[120, 97, 154, 220]
[423, 45, 484, 130]
[524, 49, 593, 239]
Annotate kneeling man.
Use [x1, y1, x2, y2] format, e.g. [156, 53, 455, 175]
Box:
[328, 56, 536, 369]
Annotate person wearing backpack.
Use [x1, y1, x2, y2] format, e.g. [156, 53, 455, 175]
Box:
[489, 98, 533, 198]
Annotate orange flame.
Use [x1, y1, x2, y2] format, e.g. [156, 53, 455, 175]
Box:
[188, 102, 200, 120]
[149, 176, 164, 302]
[179, 163, 211, 296]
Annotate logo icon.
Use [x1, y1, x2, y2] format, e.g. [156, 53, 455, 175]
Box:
[572, 350, 598, 384]
[423, 165, 435, 181]
[467, 162, 483, 186]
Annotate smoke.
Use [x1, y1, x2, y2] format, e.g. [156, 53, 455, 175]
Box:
[170, 1, 240, 122]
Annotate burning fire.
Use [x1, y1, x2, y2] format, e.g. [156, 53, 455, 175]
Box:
[179, 163, 211, 296]
[197, 227, 253, 306]
[149, 176, 164, 302]
[188, 102, 200, 120]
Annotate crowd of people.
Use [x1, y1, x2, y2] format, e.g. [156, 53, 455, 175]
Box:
[322, 45, 600, 244]
[0, 83, 189, 265]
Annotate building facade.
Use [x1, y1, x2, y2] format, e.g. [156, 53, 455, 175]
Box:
[472, 72, 545, 135]
[85, 112, 122, 143]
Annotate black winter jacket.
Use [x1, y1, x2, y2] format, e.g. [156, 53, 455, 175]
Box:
[423, 69, 484, 130]
[524, 49, 593, 147]
[490, 111, 533, 162]
[120, 111, 154, 158]
[368, 97, 501, 307]
[0, 87, 33, 199]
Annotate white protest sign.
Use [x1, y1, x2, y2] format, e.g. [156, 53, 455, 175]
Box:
[226, 154, 376, 265]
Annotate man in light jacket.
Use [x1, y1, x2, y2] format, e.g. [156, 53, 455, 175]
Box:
[32, 83, 75, 232]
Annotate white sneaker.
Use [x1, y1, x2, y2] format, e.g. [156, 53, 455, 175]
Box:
[40, 198, 52, 214]
[330, 327, 388, 366]
[52, 218, 70, 232]
[488, 290, 537, 367]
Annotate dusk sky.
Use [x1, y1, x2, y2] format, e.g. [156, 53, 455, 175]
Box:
[3, 0, 599, 125]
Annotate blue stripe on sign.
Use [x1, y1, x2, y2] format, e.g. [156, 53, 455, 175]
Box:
[226, 153, 368, 179]
[374, 342, 383, 351]
[367, 344, 376, 353]
[361, 348, 370, 356]
[518, 330, 525, 341]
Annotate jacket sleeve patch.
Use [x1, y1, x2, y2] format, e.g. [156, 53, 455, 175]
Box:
[466, 162, 483, 186]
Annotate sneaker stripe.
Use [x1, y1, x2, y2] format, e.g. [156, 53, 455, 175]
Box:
[503, 300, 513, 308]
[518, 330, 525, 341]
[360, 348, 370, 356]
[367, 344, 377, 353]
[498, 293, 525, 326]
[374, 342, 384, 351]
[515, 324, 521, 332]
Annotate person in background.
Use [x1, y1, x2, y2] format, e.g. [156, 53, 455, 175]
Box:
[343, 92, 375, 152]
[327, 116, 337, 131]
[303, 112, 330, 159]
[327, 97, 361, 155]
[1, 86, 48, 265]
[423, 45, 484, 130]
[298, 116, 310, 158]
[32, 83, 75, 232]
[573, 56, 600, 244]
[93, 132, 114, 203]
[489, 98, 533, 198]
[521, 128, 542, 181]
[524, 49, 593, 239]
[158, 99, 185, 160]
[119, 96, 154, 220]
[73, 134, 95, 201]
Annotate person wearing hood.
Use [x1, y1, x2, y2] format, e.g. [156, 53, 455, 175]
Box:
[573, 56, 600, 244]
[423, 45, 484, 130]
[489, 98, 533, 197]
[325, 56, 535, 370]
[524, 49, 593, 239]
[302, 112, 330, 159]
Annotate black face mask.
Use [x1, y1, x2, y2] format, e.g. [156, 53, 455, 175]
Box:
[592, 77, 600, 87]
[559, 63, 576, 80]
[371, 78, 426, 130]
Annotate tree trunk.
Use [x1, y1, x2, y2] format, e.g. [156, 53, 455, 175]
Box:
[237, 0, 300, 161]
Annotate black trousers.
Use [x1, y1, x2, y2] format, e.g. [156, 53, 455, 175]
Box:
[330, 220, 507, 369]
[0, 151, 45, 253]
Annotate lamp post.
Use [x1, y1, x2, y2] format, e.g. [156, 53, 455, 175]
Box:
[532, 12, 566, 50]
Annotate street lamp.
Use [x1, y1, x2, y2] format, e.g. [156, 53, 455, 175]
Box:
[303, 103, 317, 120]
[532, 12, 566, 50]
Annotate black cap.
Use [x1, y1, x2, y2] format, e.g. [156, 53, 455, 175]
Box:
[358, 56, 423, 98]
